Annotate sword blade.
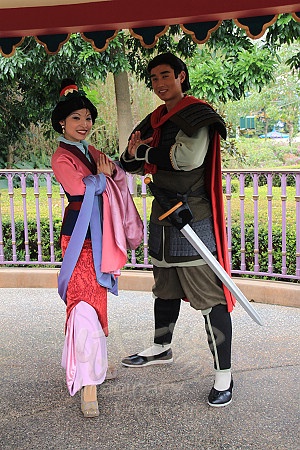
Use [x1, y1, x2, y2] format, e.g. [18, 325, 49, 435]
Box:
[181, 224, 263, 326]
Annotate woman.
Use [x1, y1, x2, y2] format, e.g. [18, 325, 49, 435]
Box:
[51, 79, 143, 418]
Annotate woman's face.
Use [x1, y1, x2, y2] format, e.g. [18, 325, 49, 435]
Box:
[60, 108, 93, 142]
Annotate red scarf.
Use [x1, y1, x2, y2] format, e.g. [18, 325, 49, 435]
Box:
[144, 95, 209, 174]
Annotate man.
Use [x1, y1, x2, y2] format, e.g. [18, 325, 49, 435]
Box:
[120, 52, 235, 407]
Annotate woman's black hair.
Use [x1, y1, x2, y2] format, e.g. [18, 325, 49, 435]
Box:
[51, 78, 98, 134]
[147, 52, 191, 92]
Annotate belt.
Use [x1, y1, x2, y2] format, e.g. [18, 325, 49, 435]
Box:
[160, 186, 207, 203]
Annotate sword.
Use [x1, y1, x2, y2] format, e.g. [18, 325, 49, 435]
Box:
[144, 177, 263, 326]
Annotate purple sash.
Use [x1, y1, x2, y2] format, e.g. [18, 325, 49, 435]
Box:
[58, 174, 118, 303]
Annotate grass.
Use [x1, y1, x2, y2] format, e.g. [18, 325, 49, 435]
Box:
[227, 185, 297, 229]
[0, 185, 63, 220]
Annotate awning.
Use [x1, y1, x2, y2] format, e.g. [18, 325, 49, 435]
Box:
[0, 1, 299, 57]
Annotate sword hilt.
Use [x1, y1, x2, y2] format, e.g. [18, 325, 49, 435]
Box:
[158, 201, 183, 221]
[144, 177, 193, 230]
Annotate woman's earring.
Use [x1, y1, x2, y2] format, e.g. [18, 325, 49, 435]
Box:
[61, 125, 65, 134]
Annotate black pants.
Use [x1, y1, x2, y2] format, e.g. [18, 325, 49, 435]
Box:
[154, 297, 232, 370]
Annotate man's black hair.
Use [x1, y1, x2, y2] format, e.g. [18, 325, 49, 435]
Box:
[147, 52, 191, 92]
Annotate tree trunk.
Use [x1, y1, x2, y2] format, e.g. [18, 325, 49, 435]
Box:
[113, 71, 134, 155]
[7, 144, 14, 168]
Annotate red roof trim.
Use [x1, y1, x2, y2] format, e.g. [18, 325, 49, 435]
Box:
[0, 0, 299, 38]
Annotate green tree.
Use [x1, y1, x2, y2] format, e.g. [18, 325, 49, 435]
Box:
[0, 34, 128, 167]
[223, 43, 300, 144]
[0, 17, 299, 168]
[266, 44, 300, 143]
[188, 44, 276, 105]
[263, 13, 300, 72]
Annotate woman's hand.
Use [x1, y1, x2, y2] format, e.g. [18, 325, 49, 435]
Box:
[97, 153, 115, 176]
[127, 131, 153, 158]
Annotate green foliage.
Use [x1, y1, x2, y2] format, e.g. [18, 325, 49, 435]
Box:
[210, 15, 300, 74]
[126, 241, 152, 269]
[264, 14, 300, 54]
[1, 186, 299, 281]
[0, 34, 127, 167]
[1, 218, 62, 264]
[223, 42, 300, 140]
[227, 137, 300, 169]
[189, 45, 277, 104]
[103, 219, 300, 279]
[0, 19, 299, 169]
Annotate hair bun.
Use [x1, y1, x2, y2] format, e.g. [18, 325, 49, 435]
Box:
[59, 78, 78, 97]
[60, 78, 76, 90]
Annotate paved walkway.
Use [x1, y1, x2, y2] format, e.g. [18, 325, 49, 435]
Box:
[0, 288, 299, 450]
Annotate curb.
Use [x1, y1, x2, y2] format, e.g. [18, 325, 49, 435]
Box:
[0, 268, 299, 308]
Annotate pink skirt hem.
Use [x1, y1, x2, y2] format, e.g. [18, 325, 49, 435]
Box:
[61, 301, 108, 396]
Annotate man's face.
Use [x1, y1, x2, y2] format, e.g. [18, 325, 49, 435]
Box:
[150, 64, 186, 104]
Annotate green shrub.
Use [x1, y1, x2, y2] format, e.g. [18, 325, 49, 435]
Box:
[1, 218, 298, 282]
[222, 178, 238, 194]
[234, 137, 300, 169]
[230, 223, 297, 281]
[1, 218, 62, 265]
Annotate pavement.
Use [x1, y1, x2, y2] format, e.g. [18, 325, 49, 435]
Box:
[0, 287, 299, 450]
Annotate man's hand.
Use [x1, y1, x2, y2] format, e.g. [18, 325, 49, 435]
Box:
[128, 131, 153, 158]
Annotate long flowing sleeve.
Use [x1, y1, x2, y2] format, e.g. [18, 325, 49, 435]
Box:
[101, 165, 144, 273]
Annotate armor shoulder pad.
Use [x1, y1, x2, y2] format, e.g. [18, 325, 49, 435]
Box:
[170, 104, 227, 140]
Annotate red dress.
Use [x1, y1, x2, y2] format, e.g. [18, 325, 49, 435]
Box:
[61, 236, 108, 335]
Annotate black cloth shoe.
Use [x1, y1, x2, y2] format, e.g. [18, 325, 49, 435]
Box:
[207, 378, 233, 407]
[121, 348, 173, 367]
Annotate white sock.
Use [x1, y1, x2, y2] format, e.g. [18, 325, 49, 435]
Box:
[138, 343, 171, 357]
[214, 369, 232, 391]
